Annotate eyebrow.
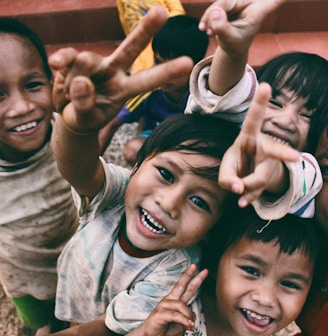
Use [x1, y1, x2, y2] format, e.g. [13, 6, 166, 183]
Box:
[156, 156, 223, 201]
[240, 254, 311, 284]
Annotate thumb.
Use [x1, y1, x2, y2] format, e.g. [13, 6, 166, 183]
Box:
[70, 76, 96, 113]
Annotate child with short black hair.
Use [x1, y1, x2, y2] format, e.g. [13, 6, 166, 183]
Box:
[116, 0, 186, 74]
[101, 14, 209, 166]
[186, 0, 325, 218]
[130, 205, 326, 336]
[0, 17, 78, 335]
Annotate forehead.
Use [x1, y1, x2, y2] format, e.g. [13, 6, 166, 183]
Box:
[225, 237, 313, 272]
[0, 33, 42, 67]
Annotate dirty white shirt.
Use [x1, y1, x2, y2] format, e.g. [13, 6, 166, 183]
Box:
[0, 140, 78, 299]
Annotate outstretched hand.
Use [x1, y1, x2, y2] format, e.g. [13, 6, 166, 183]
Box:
[198, 0, 287, 55]
[48, 6, 194, 133]
[218, 83, 299, 207]
[129, 265, 208, 336]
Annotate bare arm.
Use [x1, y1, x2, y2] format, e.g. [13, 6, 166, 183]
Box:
[49, 6, 193, 197]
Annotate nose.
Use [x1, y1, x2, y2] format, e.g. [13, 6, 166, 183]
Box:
[250, 283, 276, 308]
[272, 105, 298, 132]
[155, 186, 184, 219]
[7, 90, 34, 117]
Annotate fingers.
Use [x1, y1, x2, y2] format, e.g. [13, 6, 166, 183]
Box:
[167, 265, 208, 303]
[218, 146, 246, 195]
[122, 56, 193, 99]
[180, 268, 208, 303]
[49, 47, 79, 70]
[69, 76, 95, 113]
[261, 135, 299, 162]
[241, 82, 271, 138]
[101, 6, 169, 73]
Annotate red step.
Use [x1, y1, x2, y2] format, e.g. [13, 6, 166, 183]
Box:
[1, 0, 328, 68]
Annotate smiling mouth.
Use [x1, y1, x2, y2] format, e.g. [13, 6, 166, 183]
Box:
[140, 208, 168, 234]
[241, 308, 273, 327]
[11, 120, 40, 133]
[266, 133, 292, 147]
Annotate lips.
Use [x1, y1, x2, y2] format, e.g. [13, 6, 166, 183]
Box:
[241, 308, 273, 327]
[10, 120, 40, 133]
[139, 208, 168, 234]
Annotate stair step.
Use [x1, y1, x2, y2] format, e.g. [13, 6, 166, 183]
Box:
[1, 0, 328, 45]
[2, 0, 328, 69]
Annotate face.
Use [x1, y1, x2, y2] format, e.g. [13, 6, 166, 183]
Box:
[154, 53, 189, 99]
[0, 34, 52, 162]
[315, 130, 328, 232]
[215, 237, 313, 336]
[261, 89, 312, 150]
[124, 150, 227, 251]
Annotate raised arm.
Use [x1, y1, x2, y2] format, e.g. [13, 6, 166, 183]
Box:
[199, 0, 287, 95]
[49, 6, 193, 198]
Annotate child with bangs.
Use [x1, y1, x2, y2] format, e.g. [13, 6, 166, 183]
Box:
[132, 205, 326, 336]
[185, 0, 327, 219]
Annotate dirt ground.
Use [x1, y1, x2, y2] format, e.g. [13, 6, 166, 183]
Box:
[0, 284, 34, 336]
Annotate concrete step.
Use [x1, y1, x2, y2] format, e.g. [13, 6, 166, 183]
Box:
[2, 0, 328, 68]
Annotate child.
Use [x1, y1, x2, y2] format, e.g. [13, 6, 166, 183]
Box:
[185, 0, 327, 219]
[47, 8, 302, 334]
[130, 205, 326, 336]
[100, 14, 209, 166]
[0, 18, 78, 335]
[116, 0, 186, 74]
[53, 112, 240, 332]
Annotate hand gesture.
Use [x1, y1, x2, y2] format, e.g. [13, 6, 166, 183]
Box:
[218, 82, 299, 207]
[131, 265, 208, 336]
[199, 0, 287, 56]
[49, 6, 193, 134]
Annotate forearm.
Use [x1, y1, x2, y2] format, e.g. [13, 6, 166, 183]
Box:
[209, 46, 248, 96]
[52, 115, 105, 197]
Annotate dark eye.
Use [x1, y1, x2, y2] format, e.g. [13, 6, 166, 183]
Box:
[300, 111, 313, 120]
[240, 266, 260, 277]
[268, 98, 283, 109]
[26, 81, 44, 91]
[158, 167, 174, 183]
[281, 280, 301, 290]
[0, 91, 5, 101]
[190, 196, 210, 211]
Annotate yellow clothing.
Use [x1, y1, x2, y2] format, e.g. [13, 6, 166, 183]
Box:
[116, 0, 185, 73]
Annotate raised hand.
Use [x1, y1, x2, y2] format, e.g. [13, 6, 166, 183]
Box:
[129, 265, 208, 336]
[218, 82, 299, 207]
[49, 6, 194, 133]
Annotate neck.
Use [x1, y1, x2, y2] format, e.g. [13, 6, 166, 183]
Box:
[202, 280, 232, 336]
[118, 217, 163, 258]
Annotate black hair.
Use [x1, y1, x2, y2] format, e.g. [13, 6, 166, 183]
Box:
[257, 52, 328, 153]
[0, 17, 52, 80]
[205, 205, 327, 300]
[134, 113, 240, 182]
[152, 15, 209, 65]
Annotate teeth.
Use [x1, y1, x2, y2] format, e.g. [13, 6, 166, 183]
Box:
[243, 309, 270, 321]
[140, 209, 167, 234]
[13, 121, 37, 132]
[268, 134, 289, 146]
